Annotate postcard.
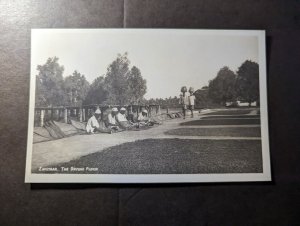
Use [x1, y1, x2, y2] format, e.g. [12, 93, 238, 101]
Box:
[25, 29, 271, 183]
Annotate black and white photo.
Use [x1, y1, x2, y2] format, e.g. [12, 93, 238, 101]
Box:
[25, 29, 271, 183]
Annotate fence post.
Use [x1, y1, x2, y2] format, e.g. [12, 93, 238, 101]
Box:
[68, 109, 71, 121]
[82, 108, 86, 122]
[64, 108, 68, 123]
[79, 108, 83, 122]
[40, 109, 45, 127]
[50, 108, 53, 121]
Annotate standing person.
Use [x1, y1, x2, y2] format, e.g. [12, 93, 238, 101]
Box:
[86, 108, 112, 134]
[106, 107, 122, 132]
[179, 86, 189, 119]
[188, 87, 196, 118]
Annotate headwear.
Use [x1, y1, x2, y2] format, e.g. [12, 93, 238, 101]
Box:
[112, 107, 118, 112]
[189, 87, 194, 93]
[181, 86, 187, 92]
[142, 109, 148, 114]
[120, 107, 126, 111]
[95, 108, 101, 114]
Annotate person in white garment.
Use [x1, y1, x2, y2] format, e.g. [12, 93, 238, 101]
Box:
[188, 87, 196, 118]
[86, 108, 112, 134]
[137, 109, 155, 127]
[179, 86, 189, 119]
[116, 107, 136, 130]
[86, 108, 101, 134]
[106, 107, 122, 131]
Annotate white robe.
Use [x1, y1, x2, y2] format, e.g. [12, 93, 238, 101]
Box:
[86, 115, 99, 133]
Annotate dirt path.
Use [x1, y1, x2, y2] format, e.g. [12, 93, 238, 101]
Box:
[32, 117, 193, 169]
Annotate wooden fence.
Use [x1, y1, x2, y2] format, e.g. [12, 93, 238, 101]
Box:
[34, 104, 168, 127]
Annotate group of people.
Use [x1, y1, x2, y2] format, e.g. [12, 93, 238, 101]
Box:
[86, 107, 156, 134]
[86, 86, 196, 134]
[179, 86, 196, 119]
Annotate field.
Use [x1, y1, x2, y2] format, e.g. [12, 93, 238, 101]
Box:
[45, 139, 262, 174]
[165, 127, 261, 137]
[180, 118, 260, 126]
[203, 109, 252, 115]
[202, 115, 260, 119]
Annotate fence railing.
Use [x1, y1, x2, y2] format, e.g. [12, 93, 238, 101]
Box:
[34, 104, 169, 127]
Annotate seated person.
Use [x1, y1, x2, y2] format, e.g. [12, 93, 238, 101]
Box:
[137, 109, 155, 127]
[106, 107, 122, 132]
[116, 107, 137, 130]
[86, 108, 112, 134]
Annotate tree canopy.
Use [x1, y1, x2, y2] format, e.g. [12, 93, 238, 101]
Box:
[103, 53, 131, 105]
[127, 66, 147, 104]
[64, 70, 90, 106]
[101, 53, 147, 105]
[35, 55, 259, 109]
[35, 57, 65, 107]
[236, 60, 259, 106]
[84, 76, 107, 105]
[35, 54, 148, 107]
[208, 66, 236, 106]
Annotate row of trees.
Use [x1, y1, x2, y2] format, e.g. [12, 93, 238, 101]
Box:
[35, 54, 259, 109]
[35, 53, 147, 107]
[142, 60, 259, 108]
[207, 60, 259, 106]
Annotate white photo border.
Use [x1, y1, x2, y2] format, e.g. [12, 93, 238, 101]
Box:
[25, 29, 271, 183]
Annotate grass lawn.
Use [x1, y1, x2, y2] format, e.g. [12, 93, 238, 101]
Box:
[180, 118, 260, 126]
[165, 127, 261, 137]
[38, 139, 263, 174]
[203, 109, 252, 115]
[201, 115, 260, 119]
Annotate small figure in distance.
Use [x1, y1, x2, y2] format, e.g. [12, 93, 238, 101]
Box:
[188, 87, 196, 118]
[179, 86, 189, 119]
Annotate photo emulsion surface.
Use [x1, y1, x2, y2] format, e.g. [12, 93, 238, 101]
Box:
[25, 29, 271, 183]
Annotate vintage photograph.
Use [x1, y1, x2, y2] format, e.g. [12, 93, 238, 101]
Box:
[25, 29, 271, 183]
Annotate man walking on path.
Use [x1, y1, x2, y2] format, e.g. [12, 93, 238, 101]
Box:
[189, 87, 196, 118]
[179, 86, 189, 119]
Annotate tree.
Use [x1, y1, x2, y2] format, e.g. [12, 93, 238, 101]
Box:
[35, 57, 66, 107]
[84, 76, 107, 105]
[103, 53, 131, 105]
[64, 70, 90, 106]
[194, 87, 209, 108]
[236, 60, 259, 106]
[127, 66, 147, 104]
[208, 66, 236, 106]
[102, 53, 148, 105]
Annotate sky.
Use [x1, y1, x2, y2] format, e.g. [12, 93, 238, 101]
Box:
[31, 29, 259, 99]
